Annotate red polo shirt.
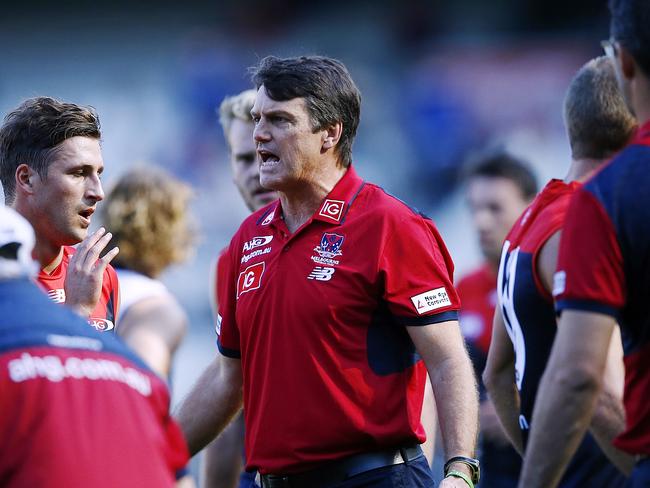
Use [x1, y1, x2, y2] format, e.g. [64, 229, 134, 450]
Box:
[37, 246, 120, 333]
[217, 166, 460, 474]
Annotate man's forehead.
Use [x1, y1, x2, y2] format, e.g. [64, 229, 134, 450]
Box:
[50, 136, 103, 167]
[251, 86, 306, 113]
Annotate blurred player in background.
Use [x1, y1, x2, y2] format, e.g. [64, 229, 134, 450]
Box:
[202, 89, 271, 488]
[0, 205, 189, 487]
[486, 56, 637, 487]
[0, 96, 119, 332]
[101, 166, 196, 379]
[462, 152, 536, 486]
[519, 0, 650, 484]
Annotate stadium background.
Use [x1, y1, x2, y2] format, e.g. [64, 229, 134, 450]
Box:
[0, 0, 611, 479]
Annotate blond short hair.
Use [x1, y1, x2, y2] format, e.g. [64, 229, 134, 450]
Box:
[218, 89, 256, 149]
[101, 166, 195, 278]
[564, 56, 637, 160]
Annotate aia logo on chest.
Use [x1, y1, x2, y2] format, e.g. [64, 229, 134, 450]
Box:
[318, 199, 345, 222]
[237, 262, 266, 298]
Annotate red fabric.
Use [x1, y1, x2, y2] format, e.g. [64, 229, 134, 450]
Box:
[457, 264, 497, 355]
[555, 189, 625, 310]
[217, 166, 459, 474]
[0, 346, 188, 487]
[37, 246, 120, 332]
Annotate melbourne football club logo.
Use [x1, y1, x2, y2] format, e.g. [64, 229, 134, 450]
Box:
[315, 233, 344, 259]
[318, 199, 345, 222]
[311, 232, 345, 267]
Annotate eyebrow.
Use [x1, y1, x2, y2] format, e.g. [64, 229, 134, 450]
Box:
[251, 108, 295, 121]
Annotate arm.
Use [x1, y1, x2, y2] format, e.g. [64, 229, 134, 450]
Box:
[483, 306, 523, 454]
[201, 412, 245, 488]
[518, 310, 615, 488]
[407, 320, 479, 487]
[537, 231, 632, 474]
[420, 378, 437, 465]
[199, 254, 247, 487]
[119, 295, 188, 378]
[588, 326, 634, 475]
[175, 355, 243, 457]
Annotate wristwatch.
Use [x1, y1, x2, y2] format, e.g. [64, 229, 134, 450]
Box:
[444, 456, 481, 484]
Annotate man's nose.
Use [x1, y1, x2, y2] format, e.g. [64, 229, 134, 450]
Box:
[86, 174, 104, 202]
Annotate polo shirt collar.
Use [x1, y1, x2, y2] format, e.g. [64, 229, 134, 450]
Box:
[312, 165, 364, 225]
[261, 165, 364, 228]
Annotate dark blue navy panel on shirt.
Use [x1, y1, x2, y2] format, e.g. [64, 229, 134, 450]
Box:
[0, 279, 151, 373]
[583, 144, 650, 356]
[367, 301, 421, 376]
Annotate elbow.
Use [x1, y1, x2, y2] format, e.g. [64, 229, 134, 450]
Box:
[547, 363, 602, 400]
[482, 358, 509, 394]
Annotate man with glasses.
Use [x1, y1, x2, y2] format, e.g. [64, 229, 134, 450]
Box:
[518, 1, 650, 486]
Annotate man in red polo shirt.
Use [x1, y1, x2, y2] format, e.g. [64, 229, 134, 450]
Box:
[177, 55, 479, 488]
[0, 97, 119, 332]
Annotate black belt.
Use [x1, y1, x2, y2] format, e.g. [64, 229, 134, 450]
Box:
[258, 445, 423, 488]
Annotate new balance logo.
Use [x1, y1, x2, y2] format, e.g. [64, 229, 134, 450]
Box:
[307, 267, 335, 281]
[47, 288, 66, 303]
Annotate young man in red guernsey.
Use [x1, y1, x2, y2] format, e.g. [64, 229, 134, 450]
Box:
[0, 97, 119, 332]
[177, 56, 479, 488]
[0, 206, 188, 487]
[519, 0, 650, 485]
[462, 153, 537, 486]
[485, 56, 637, 487]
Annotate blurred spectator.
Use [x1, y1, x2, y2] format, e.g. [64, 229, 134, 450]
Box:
[101, 166, 197, 380]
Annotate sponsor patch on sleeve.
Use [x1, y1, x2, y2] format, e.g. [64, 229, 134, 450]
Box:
[552, 270, 566, 297]
[410, 287, 452, 314]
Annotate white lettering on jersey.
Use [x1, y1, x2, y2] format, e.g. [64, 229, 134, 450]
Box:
[307, 267, 335, 281]
[47, 288, 66, 303]
[497, 240, 527, 391]
[242, 236, 273, 252]
[410, 287, 452, 315]
[552, 270, 566, 297]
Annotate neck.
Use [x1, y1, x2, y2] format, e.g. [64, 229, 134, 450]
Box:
[564, 157, 606, 183]
[12, 201, 64, 272]
[34, 241, 64, 274]
[280, 163, 347, 233]
[631, 74, 650, 127]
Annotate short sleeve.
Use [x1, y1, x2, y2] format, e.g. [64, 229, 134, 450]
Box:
[216, 243, 242, 358]
[554, 188, 625, 318]
[380, 214, 460, 326]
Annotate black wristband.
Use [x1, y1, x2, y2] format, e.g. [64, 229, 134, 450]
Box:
[444, 456, 480, 484]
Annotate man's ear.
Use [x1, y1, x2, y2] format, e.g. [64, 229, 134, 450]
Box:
[619, 44, 636, 80]
[15, 164, 36, 195]
[322, 122, 343, 151]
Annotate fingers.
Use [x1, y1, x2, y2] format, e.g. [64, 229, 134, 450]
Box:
[75, 227, 113, 270]
[95, 246, 120, 275]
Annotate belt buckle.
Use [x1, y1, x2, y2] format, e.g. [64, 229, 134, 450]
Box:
[261, 474, 291, 488]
